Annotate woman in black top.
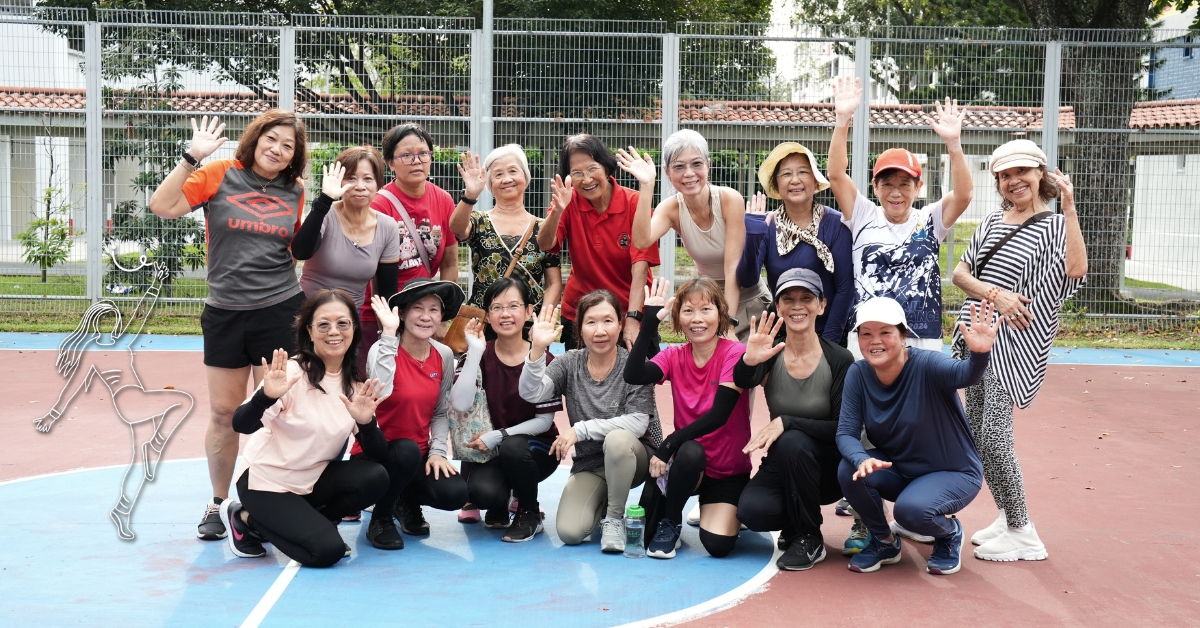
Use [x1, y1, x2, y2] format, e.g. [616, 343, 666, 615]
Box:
[734, 268, 854, 571]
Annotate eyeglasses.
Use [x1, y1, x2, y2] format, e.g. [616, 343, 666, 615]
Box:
[488, 303, 526, 314]
[393, 151, 432, 165]
[669, 160, 707, 174]
[310, 318, 354, 334]
[569, 165, 605, 180]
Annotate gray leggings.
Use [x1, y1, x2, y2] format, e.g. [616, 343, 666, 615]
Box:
[965, 365, 1028, 528]
[555, 429, 649, 545]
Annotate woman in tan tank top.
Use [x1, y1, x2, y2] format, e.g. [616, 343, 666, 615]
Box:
[624, 130, 769, 341]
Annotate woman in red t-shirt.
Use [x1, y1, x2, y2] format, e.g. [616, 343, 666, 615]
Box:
[353, 278, 469, 550]
[450, 278, 563, 543]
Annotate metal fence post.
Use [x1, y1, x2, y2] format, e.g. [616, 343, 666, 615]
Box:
[476, 3, 494, 213]
[659, 32, 680, 285]
[85, 21, 103, 304]
[1041, 41, 1062, 213]
[278, 26, 295, 110]
[852, 37, 871, 192]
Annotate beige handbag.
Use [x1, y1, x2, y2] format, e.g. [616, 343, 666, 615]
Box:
[443, 218, 536, 354]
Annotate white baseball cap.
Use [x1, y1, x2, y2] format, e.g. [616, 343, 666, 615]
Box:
[990, 139, 1047, 173]
[853, 297, 910, 333]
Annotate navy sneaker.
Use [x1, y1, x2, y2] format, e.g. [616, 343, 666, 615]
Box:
[927, 517, 963, 575]
[647, 518, 683, 559]
[847, 534, 901, 573]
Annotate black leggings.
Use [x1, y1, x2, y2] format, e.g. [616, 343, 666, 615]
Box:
[236, 460, 388, 568]
[737, 430, 843, 537]
[352, 438, 469, 516]
[462, 436, 558, 513]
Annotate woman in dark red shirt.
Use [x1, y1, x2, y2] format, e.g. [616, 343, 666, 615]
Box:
[354, 278, 469, 550]
[450, 278, 563, 543]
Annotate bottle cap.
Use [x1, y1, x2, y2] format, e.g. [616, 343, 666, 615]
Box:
[625, 505, 645, 518]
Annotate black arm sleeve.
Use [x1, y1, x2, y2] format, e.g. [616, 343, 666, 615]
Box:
[780, 415, 838, 444]
[623, 304, 664, 385]
[732, 353, 774, 390]
[231, 389, 279, 435]
[653, 385, 741, 462]
[374, 261, 399, 300]
[354, 417, 388, 460]
[290, 193, 334, 260]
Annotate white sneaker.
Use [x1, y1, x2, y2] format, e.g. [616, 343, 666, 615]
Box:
[971, 511, 1007, 546]
[600, 517, 625, 553]
[973, 524, 1048, 562]
[890, 519, 935, 544]
[686, 505, 701, 526]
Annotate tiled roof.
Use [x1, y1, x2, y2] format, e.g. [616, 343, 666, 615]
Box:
[677, 100, 1077, 130]
[1128, 98, 1200, 129]
[2, 86, 1198, 130]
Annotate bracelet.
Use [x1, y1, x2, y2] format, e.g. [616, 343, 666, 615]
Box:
[180, 158, 198, 173]
[985, 287, 1000, 303]
[460, 196, 478, 205]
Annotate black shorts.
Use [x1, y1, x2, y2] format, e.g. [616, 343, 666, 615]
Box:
[201, 292, 305, 369]
[697, 472, 751, 506]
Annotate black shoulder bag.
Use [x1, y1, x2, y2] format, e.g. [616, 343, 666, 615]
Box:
[972, 211, 1053, 278]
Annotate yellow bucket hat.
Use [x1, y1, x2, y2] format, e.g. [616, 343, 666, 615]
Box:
[757, 142, 830, 200]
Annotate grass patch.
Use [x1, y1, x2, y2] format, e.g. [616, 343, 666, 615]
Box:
[1123, 277, 1183, 291]
[0, 312, 203, 335]
[0, 274, 209, 299]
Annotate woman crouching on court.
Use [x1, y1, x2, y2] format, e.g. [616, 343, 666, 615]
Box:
[624, 276, 752, 559]
[518, 290, 662, 552]
[837, 297, 1000, 575]
[354, 278, 469, 550]
[221, 289, 390, 567]
[952, 140, 1086, 562]
[449, 278, 564, 542]
[733, 269, 854, 571]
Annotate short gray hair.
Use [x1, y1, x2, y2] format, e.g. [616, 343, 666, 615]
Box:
[662, 129, 709, 168]
[483, 144, 531, 192]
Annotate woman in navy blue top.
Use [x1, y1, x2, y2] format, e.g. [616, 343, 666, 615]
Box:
[737, 143, 854, 344]
[836, 296, 1000, 576]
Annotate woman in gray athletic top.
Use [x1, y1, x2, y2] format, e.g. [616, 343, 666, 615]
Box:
[733, 267, 854, 572]
[519, 290, 662, 553]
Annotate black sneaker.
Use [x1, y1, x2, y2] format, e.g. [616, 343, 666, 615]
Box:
[777, 524, 797, 552]
[647, 518, 683, 559]
[502, 509, 544, 543]
[484, 507, 511, 529]
[777, 535, 827, 571]
[343, 543, 352, 558]
[366, 513, 405, 550]
[218, 500, 266, 558]
[197, 497, 227, 540]
[398, 501, 430, 536]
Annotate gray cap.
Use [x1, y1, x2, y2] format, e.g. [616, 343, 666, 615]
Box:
[774, 268, 824, 301]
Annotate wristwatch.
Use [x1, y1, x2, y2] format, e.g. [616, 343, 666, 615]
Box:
[181, 151, 200, 168]
[499, 428, 510, 439]
[460, 196, 478, 205]
[730, 317, 740, 327]
[626, 310, 644, 322]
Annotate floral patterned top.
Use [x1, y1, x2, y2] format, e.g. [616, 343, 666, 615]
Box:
[464, 211, 561, 312]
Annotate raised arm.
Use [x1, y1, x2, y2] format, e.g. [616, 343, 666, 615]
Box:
[828, 77, 863, 220]
[449, 151, 485, 241]
[933, 300, 1000, 388]
[1048, 169, 1088, 279]
[623, 277, 671, 385]
[614, 147, 667, 253]
[149, 116, 228, 219]
[539, 174, 572, 251]
[930, 98, 974, 227]
[366, 295, 400, 395]
[449, 319, 485, 413]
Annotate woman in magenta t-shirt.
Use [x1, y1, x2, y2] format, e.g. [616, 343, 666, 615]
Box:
[624, 276, 752, 559]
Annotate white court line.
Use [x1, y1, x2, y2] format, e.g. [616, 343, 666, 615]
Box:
[240, 560, 302, 628]
[612, 531, 784, 628]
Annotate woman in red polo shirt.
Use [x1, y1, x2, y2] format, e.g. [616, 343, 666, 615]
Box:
[538, 134, 660, 351]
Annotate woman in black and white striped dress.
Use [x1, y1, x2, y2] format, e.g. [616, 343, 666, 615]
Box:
[951, 139, 1087, 563]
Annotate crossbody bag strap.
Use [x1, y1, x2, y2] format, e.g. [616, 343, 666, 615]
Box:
[502, 218, 537, 278]
[973, 211, 1053, 279]
[377, 188, 433, 276]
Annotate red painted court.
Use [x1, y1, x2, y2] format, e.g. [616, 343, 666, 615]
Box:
[1, 344, 1197, 627]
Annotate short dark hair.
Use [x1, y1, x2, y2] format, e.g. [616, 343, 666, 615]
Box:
[573, 289, 623, 347]
[670, 276, 734, 338]
[558, 134, 619, 180]
[335, 145, 385, 185]
[235, 109, 307, 188]
[382, 123, 435, 161]
[482, 277, 532, 310]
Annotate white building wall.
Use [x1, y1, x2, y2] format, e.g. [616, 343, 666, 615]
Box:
[1128, 153, 1200, 291]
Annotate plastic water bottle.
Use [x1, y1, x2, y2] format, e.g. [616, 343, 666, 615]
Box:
[623, 505, 645, 558]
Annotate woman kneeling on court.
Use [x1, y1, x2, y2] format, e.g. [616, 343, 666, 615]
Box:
[355, 279, 470, 550]
[519, 290, 662, 552]
[222, 289, 390, 567]
[733, 268, 854, 571]
[449, 278, 564, 542]
[624, 276, 752, 559]
[837, 297, 1000, 575]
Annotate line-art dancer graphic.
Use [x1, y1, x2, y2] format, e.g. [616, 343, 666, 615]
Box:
[33, 256, 194, 541]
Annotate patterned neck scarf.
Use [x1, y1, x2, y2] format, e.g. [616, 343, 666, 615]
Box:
[775, 203, 834, 273]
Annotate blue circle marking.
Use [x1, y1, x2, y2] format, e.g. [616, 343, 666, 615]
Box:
[0, 460, 775, 627]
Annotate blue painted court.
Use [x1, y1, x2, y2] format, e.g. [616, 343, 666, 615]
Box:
[0, 459, 776, 627]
